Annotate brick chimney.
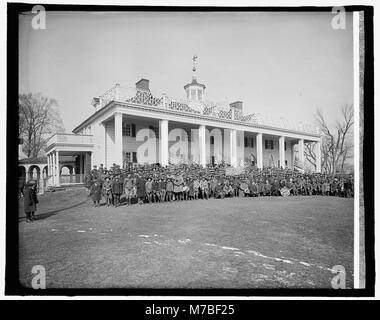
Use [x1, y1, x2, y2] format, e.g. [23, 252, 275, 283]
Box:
[135, 78, 150, 91]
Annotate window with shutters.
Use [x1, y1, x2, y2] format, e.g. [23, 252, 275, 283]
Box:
[122, 123, 137, 137]
[132, 152, 137, 163]
[265, 139, 274, 150]
[122, 123, 131, 136]
[250, 137, 254, 148]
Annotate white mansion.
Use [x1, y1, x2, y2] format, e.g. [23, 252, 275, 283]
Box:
[43, 71, 322, 187]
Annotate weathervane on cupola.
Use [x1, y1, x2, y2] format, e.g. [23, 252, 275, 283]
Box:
[192, 54, 198, 80]
[184, 54, 206, 102]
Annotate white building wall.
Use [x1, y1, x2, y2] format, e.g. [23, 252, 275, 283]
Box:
[105, 120, 115, 167]
[88, 116, 296, 169]
[123, 118, 159, 165]
[244, 132, 256, 164]
[262, 139, 293, 168]
[86, 118, 105, 168]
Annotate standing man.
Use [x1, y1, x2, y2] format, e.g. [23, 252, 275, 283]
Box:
[136, 174, 146, 204]
[193, 177, 200, 200]
[200, 177, 209, 200]
[123, 174, 134, 206]
[145, 177, 153, 203]
[159, 177, 166, 202]
[18, 175, 25, 198]
[84, 173, 92, 196]
[24, 181, 38, 222]
[112, 175, 123, 207]
[152, 177, 160, 203]
[102, 176, 113, 206]
[90, 178, 102, 207]
[166, 177, 174, 202]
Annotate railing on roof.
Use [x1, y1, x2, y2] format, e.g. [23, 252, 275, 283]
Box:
[46, 133, 94, 147]
[99, 84, 320, 135]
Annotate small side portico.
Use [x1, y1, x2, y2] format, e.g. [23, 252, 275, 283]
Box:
[45, 133, 94, 187]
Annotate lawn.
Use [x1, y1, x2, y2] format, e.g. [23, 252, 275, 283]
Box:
[18, 188, 354, 289]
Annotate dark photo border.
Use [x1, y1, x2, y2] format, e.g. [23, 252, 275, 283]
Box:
[6, 3, 375, 297]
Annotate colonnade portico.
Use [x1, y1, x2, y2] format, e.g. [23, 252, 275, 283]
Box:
[108, 111, 322, 171]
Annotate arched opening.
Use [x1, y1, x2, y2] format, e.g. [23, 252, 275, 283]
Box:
[42, 165, 48, 179]
[61, 166, 71, 175]
[27, 165, 41, 193]
[60, 164, 74, 184]
[28, 165, 40, 182]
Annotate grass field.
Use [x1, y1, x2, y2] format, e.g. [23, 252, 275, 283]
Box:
[19, 188, 354, 289]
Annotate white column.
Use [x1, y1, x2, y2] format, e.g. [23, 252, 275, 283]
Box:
[290, 142, 295, 169]
[93, 122, 104, 169]
[159, 119, 169, 166]
[114, 113, 123, 166]
[47, 154, 51, 186]
[79, 154, 83, 175]
[56, 151, 60, 186]
[49, 154, 52, 178]
[298, 139, 305, 170]
[256, 133, 263, 169]
[229, 129, 237, 167]
[279, 136, 285, 168]
[84, 153, 87, 175]
[51, 153, 55, 185]
[47, 154, 51, 178]
[39, 167, 45, 194]
[79, 154, 84, 183]
[199, 124, 206, 167]
[315, 140, 321, 173]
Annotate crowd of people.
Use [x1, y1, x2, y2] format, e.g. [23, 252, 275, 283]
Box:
[85, 163, 354, 207]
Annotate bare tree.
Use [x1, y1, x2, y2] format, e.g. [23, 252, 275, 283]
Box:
[307, 104, 354, 175]
[304, 136, 332, 173]
[19, 93, 65, 158]
[340, 141, 354, 174]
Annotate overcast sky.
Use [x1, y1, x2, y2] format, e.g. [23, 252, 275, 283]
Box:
[19, 11, 353, 132]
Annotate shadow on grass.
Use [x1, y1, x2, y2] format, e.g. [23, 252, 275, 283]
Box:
[19, 198, 89, 222]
